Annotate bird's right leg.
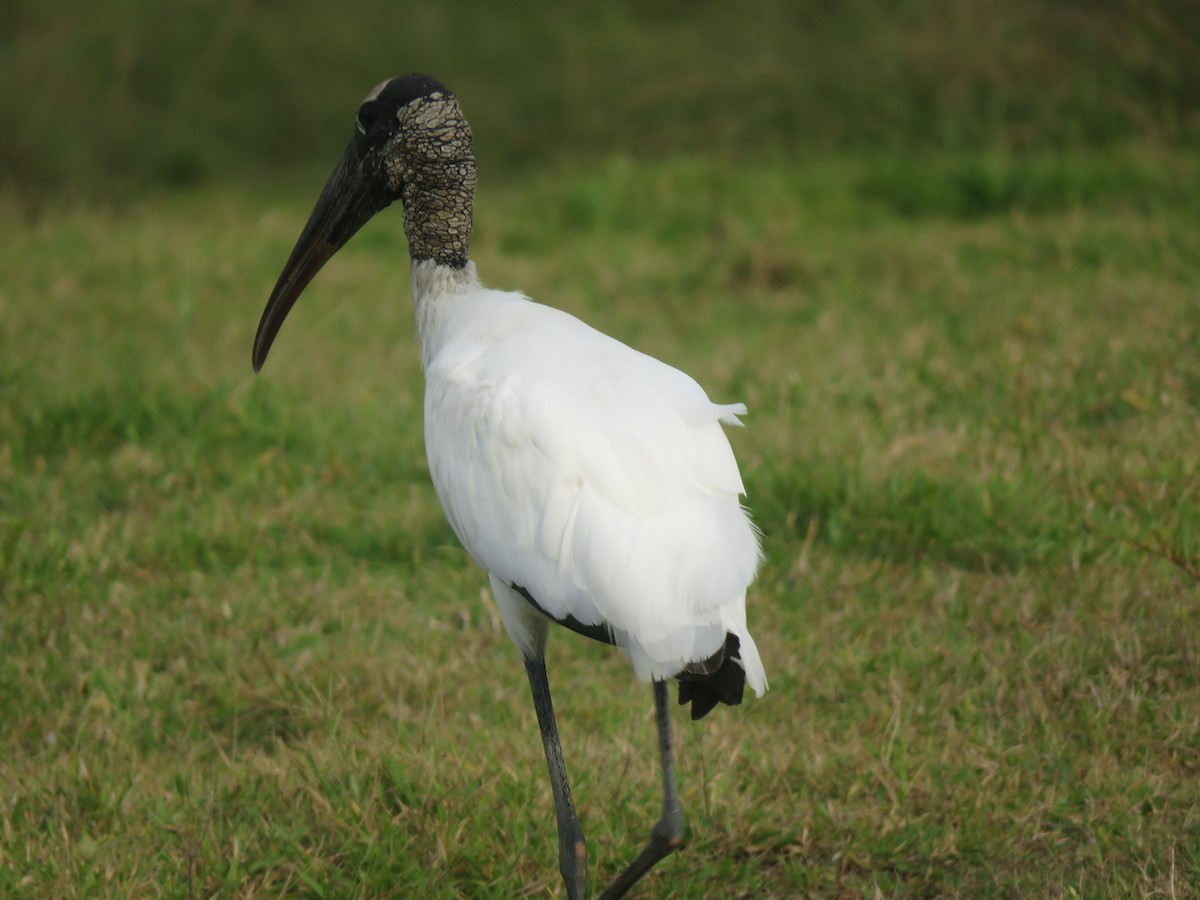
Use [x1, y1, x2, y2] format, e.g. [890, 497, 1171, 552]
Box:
[524, 658, 588, 900]
[598, 679, 685, 899]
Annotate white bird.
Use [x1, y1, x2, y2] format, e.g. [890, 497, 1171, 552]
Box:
[252, 74, 767, 899]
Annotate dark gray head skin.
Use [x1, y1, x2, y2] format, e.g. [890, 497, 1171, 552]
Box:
[252, 74, 477, 372]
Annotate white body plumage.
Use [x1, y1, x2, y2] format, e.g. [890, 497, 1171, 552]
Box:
[413, 260, 767, 694]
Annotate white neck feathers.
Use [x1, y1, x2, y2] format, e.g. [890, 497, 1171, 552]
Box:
[410, 258, 481, 370]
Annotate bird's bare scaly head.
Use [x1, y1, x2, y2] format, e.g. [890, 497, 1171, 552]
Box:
[252, 74, 476, 371]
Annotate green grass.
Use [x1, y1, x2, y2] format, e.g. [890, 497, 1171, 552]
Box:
[2, 148, 1199, 897]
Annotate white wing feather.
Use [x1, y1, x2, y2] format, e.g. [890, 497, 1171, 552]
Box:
[421, 283, 765, 693]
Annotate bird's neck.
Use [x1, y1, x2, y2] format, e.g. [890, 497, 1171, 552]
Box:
[410, 258, 481, 370]
[399, 107, 477, 268]
[402, 174, 475, 268]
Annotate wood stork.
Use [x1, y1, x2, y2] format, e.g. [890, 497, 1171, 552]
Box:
[252, 74, 767, 899]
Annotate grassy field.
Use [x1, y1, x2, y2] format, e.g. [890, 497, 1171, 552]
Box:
[2, 147, 1199, 897]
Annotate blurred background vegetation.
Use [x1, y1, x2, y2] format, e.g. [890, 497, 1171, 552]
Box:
[2, 0, 1197, 205]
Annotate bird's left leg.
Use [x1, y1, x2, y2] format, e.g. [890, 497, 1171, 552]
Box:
[599, 679, 686, 900]
[524, 658, 588, 900]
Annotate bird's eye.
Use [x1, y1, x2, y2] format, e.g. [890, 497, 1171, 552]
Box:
[356, 100, 380, 134]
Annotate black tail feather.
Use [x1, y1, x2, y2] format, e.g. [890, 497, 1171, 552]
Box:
[514, 579, 748, 722]
[676, 633, 745, 721]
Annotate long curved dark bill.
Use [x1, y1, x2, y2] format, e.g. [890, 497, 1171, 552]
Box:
[252, 139, 382, 372]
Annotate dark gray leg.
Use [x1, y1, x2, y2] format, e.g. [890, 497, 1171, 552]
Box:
[599, 680, 686, 899]
[524, 658, 588, 900]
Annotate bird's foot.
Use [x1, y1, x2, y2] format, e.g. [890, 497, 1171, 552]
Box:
[598, 808, 686, 900]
